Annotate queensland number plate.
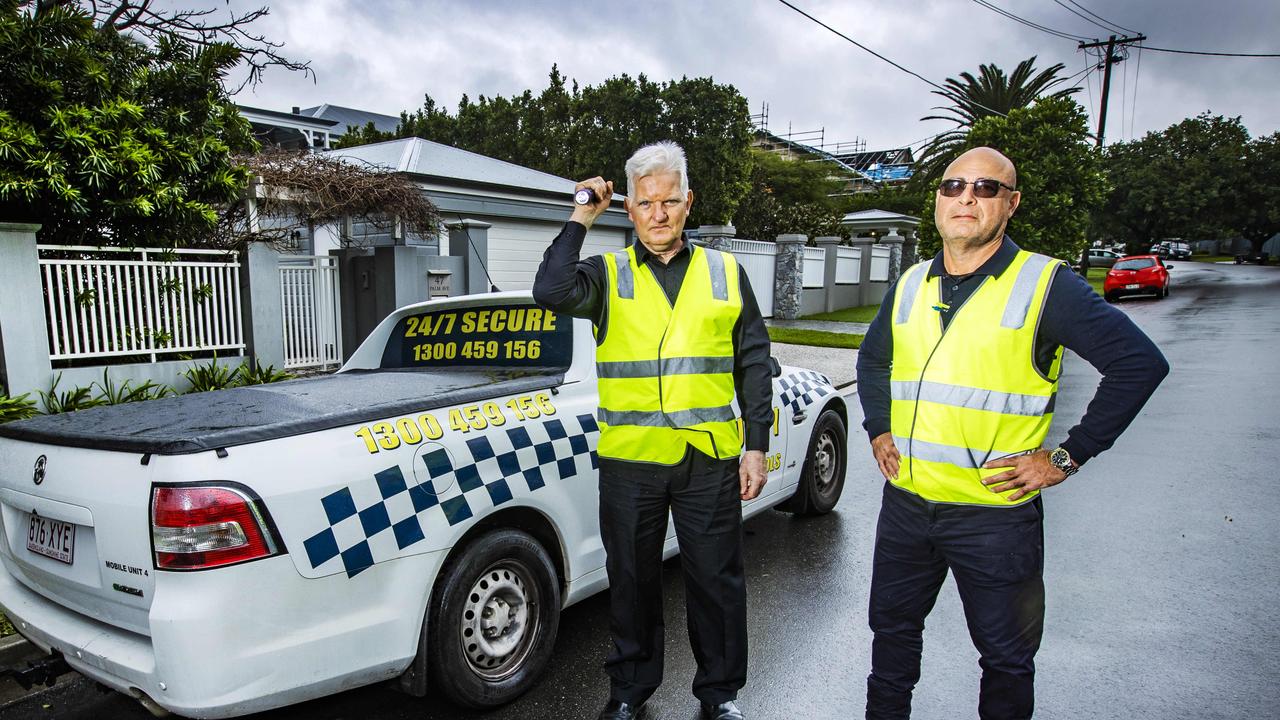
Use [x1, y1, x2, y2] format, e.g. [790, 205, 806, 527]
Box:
[1125, 284, 1140, 290]
[27, 513, 75, 565]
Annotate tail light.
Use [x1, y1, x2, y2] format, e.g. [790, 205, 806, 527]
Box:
[151, 484, 282, 570]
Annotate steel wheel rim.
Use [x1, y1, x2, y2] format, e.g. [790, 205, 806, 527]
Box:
[813, 430, 838, 494]
[460, 559, 541, 681]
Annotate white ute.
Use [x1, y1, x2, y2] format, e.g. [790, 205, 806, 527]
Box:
[0, 292, 848, 718]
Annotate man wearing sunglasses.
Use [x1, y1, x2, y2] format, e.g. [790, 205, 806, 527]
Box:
[855, 147, 1168, 719]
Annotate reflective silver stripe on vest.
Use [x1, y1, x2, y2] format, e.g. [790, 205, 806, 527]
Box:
[893, 435, 1023, 470]
[612, 249, 634, 299]
[596, 356, 734, 379]
[703, 247, 728, 301]
[890, 380, 1053, 417]
[598, 405, 737, 427]
[1001, 254, 1054, 329]
[894, 263, 928, 325]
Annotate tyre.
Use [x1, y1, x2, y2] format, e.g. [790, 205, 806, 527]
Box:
[779, 407, 847, 516]
[1104, 292, 1117, 303]
[427, 529, 560, 709]
[1163, 284, 1170, 298]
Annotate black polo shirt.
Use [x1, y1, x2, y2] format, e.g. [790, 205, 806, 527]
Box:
[532, 221, 774, 453]
[856, 236, 1168, 465]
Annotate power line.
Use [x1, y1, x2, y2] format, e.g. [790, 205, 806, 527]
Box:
[1064, 0, 1139, 35]
[1129, 44, 1143, 140]
[774, 0, 1009, 117]
[1141, 45, 1280, 58]
[1052, 0, 1123, 36]
[970, 0, 1092, 42]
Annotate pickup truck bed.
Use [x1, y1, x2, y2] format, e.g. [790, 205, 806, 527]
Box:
[0, 368, 564, 455]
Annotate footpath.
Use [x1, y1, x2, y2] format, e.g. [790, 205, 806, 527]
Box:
[766, 317, 865, 390]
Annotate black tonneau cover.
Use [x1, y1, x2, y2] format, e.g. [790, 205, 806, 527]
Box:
[0, 369, 566, 455]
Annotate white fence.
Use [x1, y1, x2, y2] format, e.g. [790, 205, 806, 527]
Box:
[38, 245, 244, 362]
[802, 246, 826, 288]
[724, 238, 778, 317]
[280, 256, 342, 370]
[870, 245, 892, 282]
[836, 247, 861, 284]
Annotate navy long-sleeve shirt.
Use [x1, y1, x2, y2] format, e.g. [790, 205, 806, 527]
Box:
[856, 236, 1168, 465]
[532, 221, 774, 453]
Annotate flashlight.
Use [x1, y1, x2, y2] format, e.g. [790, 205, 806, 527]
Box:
[574, 188, 598, 206]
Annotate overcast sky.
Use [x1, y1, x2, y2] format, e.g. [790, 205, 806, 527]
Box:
[228, 0, 1280, 156]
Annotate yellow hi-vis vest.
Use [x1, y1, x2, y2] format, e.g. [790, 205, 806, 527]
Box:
[889, 250, 1065, 506]
[596, 243, 743, 464]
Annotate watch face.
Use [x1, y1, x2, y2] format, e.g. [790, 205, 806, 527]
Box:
[1050, 447, 1073, 473]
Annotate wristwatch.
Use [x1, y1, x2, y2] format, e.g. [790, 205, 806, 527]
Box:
[1048, 446, 1078, 478]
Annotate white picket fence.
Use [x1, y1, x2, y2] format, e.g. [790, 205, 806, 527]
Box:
[37, 245, 244, 362]
[870, 245, 892, 281]
[724, 239, 777, 317]
[835, 246, 861, 284]
[802, 246, 826, 288]
[279, 256, 343, 370]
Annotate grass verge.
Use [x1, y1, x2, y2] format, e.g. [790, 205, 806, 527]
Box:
[801, 304, 881, 323]
[769, 327, 864, 349]
[1086, 267, 1107, 296]
[1191, 255, 1235, 264]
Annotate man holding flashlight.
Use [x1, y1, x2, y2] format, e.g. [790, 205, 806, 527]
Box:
[533, 141, 772, 720]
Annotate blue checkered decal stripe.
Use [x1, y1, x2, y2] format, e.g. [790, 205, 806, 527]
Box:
[303, 413, 599, 577]
[777, 370, 833, 415]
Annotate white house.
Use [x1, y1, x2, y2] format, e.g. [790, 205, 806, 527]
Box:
[321, 138, 631, 291]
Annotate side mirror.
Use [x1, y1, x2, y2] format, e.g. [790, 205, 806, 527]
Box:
[769, 357, 783, 378]
[1166, 264, 1174, 269]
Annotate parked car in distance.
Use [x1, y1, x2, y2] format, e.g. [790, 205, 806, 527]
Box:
[1087, 248, 1123, 268]
[1149, 241, 1191, 260]
[1234, 249, 1270, 265]
[1105, 255, 1171, 302]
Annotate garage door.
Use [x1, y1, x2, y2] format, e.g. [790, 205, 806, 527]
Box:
[486, 219, 626, 291]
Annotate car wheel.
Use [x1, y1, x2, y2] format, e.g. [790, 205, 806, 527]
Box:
[428, 529, 560, 709]
[779, 407, 846, 516]
[1105, 292, 1117, 303]
[1163, 284, 1170, 298]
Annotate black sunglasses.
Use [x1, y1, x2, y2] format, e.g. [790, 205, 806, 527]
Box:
[938, 178, 1017, 198]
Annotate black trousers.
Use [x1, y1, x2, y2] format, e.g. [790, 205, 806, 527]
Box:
[599, 447, 748, 706]
[866, 483, 1045, 720]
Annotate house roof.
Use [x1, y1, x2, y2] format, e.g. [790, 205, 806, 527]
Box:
[238, 104, 338, 129]
[841, 209, 921, 234]
[321, 137, 625, 201]
[301, 104, 401, 135]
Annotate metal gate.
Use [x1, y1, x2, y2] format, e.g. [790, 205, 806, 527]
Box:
[279, 256, 342, 370]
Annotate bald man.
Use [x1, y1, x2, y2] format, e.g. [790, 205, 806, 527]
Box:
[855, 147, 1168, 719]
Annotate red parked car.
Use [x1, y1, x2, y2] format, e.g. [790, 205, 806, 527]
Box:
[1104, 255, 1171, 302]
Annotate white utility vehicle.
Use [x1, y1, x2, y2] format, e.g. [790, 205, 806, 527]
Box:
[0, 292, 847, 718]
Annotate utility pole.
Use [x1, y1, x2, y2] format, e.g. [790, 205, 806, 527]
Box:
[1079, 34, 1147, 147]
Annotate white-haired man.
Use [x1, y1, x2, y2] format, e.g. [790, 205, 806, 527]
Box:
[533, 141, 772, 720]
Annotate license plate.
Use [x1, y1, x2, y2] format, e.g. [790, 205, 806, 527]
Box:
[1125, 284, 1140, 290]
[27, 513, 75, 565]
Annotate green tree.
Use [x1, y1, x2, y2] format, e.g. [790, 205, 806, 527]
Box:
[733, 148, 845, 241]
[336, 67, 755, 227]
[915, 57, 1080, 185]
[916, 97, 1105, 260]
[1098, 114, 1249, 252]
[1234, 132, 1280, 255]
[0, 2, 259, 247]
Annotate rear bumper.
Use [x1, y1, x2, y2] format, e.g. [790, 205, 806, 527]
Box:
[0, 549, 446, 718]
[1105, 282, 1163, 297]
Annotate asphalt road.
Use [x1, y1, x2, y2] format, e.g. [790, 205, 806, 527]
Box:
[5, 261, 1277, 720]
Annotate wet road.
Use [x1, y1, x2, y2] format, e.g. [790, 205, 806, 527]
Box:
[8, 262, 1279, 720]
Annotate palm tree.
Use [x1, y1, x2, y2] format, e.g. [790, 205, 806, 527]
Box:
[914, 56, 1081, 182]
